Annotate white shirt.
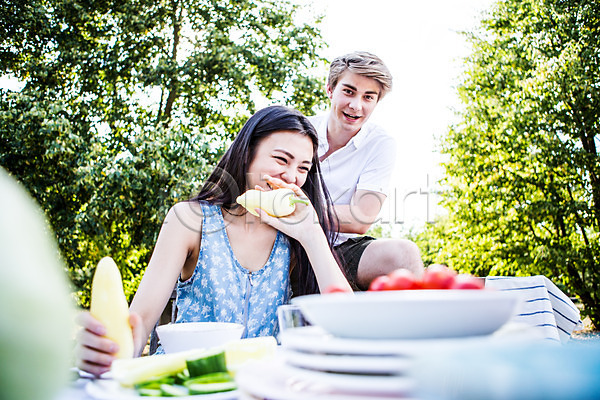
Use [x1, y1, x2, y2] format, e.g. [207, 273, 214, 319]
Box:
[309, 113, 397, 243]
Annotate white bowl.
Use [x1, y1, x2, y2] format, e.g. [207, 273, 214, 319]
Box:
[292, 290, 518, 340]
[156, 322, 244, 353]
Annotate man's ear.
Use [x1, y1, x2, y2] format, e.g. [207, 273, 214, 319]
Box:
[325, 83, 333, 99]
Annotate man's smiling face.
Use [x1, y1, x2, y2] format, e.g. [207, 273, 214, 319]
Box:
[327, 70, 381, 135]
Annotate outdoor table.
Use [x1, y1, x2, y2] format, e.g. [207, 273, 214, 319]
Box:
[56, 275, 592, 400]
[56, 378, 94, 400]
[58, 338, 600, 400]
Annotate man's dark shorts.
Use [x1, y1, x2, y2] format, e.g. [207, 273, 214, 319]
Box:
[334, 235, 376, 291]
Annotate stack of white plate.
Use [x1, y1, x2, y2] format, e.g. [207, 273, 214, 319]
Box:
[236, 290, 524, 400]
[236, 325, 536, 400]
[236, 326, 447, 399]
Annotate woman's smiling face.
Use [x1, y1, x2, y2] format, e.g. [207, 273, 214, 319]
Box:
[246, 130, 314, 190]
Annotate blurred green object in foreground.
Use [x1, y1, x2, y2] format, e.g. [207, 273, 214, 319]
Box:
[0, 167, 76, 400]
[411, 340, 600, 400]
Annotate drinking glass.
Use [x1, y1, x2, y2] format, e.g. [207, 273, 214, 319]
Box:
[277, 304, 310, 333]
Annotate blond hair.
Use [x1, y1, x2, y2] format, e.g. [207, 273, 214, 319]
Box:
[327, 51, 393, 99]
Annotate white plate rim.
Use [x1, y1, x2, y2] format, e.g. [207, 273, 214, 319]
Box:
[280, 326, 492, 356]
[281, 348, 411, 374]
[293, 289, 515, 303]
[235, 357, 416, 399]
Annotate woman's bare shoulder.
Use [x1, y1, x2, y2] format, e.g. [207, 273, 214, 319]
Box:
[165, 201, 203, 233]
[170, 200, 203, 214]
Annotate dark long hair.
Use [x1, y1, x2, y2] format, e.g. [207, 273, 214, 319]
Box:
[191, 105, 341, 296]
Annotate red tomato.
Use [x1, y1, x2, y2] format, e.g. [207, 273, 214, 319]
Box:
[323, 284, 352, 294]
[451, 274, 485, 290]
[387, 268, 420, 290]
[368, 275, 391, 291]
[422, 264, 457, 289]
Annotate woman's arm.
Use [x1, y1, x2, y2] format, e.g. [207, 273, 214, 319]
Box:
[129, 202, 203, 355]
[75, 202, 202, 374]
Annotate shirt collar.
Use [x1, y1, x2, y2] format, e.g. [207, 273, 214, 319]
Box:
[318, 112, 370, 154]
[316, 115, 329, 155]
[350, 123, 369, 148]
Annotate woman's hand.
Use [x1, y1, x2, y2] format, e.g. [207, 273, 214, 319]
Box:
[254, 174, 297, 192]
[256, 175, 318, 243]
[256, 175, 352, 293]
[74, 311, 142, 376]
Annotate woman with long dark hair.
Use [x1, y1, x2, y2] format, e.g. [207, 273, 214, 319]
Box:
[75, 106, 351, 375]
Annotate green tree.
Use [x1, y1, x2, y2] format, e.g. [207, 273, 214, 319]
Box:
[428, 0, 600, 327]
[0, 0, 328, 306]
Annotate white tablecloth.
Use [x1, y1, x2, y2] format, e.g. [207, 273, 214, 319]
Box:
[55, 379, 94, 400]
[485, 275, 583, 343]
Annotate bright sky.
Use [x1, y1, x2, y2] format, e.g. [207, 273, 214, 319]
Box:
[307, 0, 495, 232]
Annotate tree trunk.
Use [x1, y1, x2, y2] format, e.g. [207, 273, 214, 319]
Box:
[162, 0, 181, 124]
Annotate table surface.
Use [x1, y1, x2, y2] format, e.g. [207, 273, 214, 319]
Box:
[56, 379, 94, 400]
[56, 277, 590, 400]
[57, 379, 242, 400]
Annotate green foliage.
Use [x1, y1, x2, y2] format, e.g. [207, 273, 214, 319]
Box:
[426, 0, 600, 327]
[364, 223, 393, 239]
[0, 0, 328, 306]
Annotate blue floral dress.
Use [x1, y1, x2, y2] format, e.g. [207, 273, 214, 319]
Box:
[173, 202, 291, 338]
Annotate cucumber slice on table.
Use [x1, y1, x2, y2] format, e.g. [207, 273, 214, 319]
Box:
[185, 372, 233, 384]
[183, 372, 237, 394]
[135, 376, 176, 390]
[134, 348, 237, 396]
[174, 369, 190, 384]
[137, 387, 163, 397]
[160, 383, 190, 397]
[186, 349, 227, 377]
[184, 380, 237, 395]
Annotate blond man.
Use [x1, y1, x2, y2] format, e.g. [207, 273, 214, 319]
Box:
[310, 51, 424, 290]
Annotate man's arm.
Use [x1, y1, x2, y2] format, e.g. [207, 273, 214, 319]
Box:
[334, 189, 386, 234]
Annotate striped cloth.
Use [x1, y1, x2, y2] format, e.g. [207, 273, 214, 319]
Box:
[485, 275, 583, 343]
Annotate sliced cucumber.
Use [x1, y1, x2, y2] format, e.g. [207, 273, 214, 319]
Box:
[159, 383, 189, 397]
[183, 372, 236, 394]
[137, 387, 163, 397]
[184, 380, 237, 395]
[174, 369, 190, 384]
[186, 349, 227, 377]
[184, 372, 233, 384]
[134, 348, 236, 396]
[135, 376, 176, 390]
